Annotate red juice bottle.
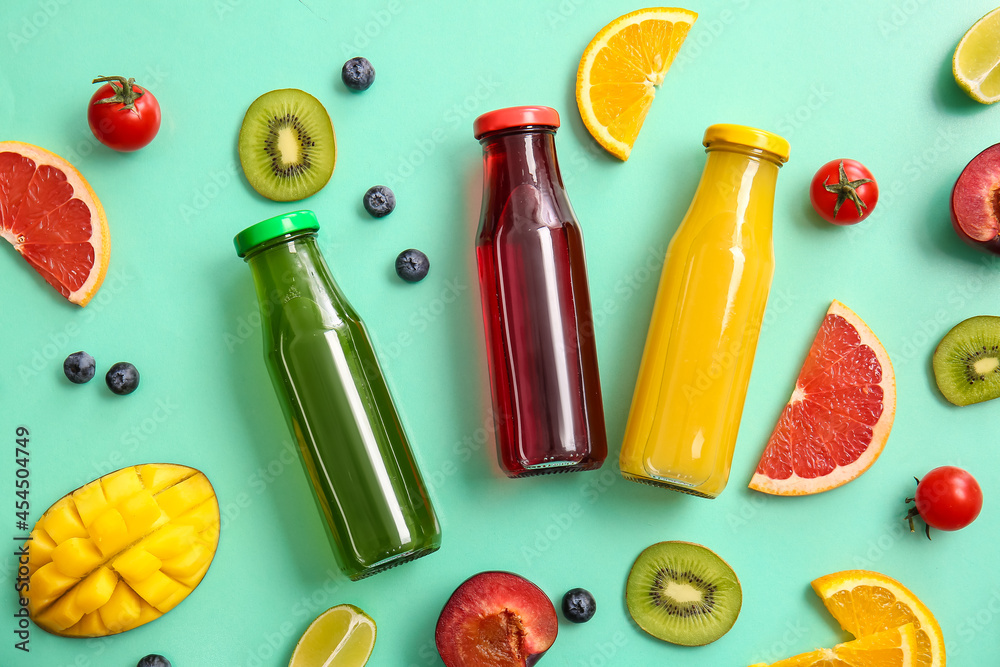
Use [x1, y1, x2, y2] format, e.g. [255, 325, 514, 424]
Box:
[473, 106, 607, 477]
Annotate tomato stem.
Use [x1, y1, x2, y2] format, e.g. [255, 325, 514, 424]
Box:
[91, 75, 145, 111]
[824, 160, 874, 219]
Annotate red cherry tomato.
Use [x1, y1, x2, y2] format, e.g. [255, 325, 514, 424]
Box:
[906, 466, 983, 536]
[809, 159, 878, 225]
[87, 75, 161, 152]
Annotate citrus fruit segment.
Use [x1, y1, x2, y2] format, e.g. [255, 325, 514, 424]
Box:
[749, 300, 895, 496]
[953, 7, 1000, 104]
[289, 604, 376, 667]
[576, 7, 697, 160]
[0, 141, 109, 306]
[750, 624, 918, 667]
[811, 570, 945, 667]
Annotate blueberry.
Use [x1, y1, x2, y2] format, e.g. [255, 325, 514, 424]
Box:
[395, 249, 430, 283]
[137, 655, 171, 667]
[363, 185, 396, 218]
[106, 362, 140, 395]
[63, 351, 96, 384]
[342, 57, 375, 91]
[562, 588, 596, 623]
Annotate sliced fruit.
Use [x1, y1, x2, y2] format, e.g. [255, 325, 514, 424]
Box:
[576, 7, 697, 160]
[811, 570, 945, 667]
[288, 604, 376, 667]
[435, 571, 558, 667]
[932, 316, 1000, 405]
[950, 143, 1000, 252]
[750, 624, 918, 667]
[626, 541, 741, 646]
[27, 464, 218, 637]
[749, 300, 895, 495]
[237, 88, 336, 201]
[953, 7, 1000, 104]
[0, 141, 109, 306]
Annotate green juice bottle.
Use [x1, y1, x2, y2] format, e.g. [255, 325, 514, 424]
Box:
[234, 210, 441, 580]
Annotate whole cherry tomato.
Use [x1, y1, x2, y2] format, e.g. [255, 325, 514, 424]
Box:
[87, 75, 161, 152]
[809, 159, 878, 225]
[905, 466, 983, 538]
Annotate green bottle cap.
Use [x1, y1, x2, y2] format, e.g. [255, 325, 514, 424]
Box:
[233, 210, 319, 257]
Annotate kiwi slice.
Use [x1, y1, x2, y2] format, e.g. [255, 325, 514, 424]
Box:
[933, 315, 1000, 406]
[237, 88, 335, 201]
[625, 541, 741, 646]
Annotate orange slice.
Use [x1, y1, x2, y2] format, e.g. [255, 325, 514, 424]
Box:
[749, 300, 895, 495]
[811, 571, 945, 667]
[0, 141, 109, 306]
[750, 624, 918, 667]
[576, 7, 697, 160]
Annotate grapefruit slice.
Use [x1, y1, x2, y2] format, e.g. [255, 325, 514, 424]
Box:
[812, 570, 945, 667]
[0, 141, 109, 306]
[749, 300, 895, 495]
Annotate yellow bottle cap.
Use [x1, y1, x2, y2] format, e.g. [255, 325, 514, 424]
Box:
[703, 124, 790, 163]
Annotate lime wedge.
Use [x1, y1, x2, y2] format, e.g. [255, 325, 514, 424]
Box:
[954, 7, 1000, 103]
[288, 604, 375, 667]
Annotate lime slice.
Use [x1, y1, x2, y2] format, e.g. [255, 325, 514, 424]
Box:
[288, 604, 376, 667]
[953, 7, 1000, 104]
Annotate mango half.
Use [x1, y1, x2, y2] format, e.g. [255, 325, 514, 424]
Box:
[26, 464, 219, 637]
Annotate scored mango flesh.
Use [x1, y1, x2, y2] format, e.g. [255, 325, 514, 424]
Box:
[27, 464, 219, 637]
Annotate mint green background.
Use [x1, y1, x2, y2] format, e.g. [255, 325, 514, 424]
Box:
[1, 1, 998, 665]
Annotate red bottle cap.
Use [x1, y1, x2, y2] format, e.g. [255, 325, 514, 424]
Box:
[473, 106, 560, 139]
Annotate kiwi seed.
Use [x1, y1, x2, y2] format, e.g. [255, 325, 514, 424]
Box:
[625, 541, 741, 646]
[932, 315, 1000, 406]
[237, 88, 336, 202]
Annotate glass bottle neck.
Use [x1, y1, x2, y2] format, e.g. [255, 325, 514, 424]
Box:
[245, 233, 348, 328]
[480, 129, 562, 189]
[691, 147, 780, 223]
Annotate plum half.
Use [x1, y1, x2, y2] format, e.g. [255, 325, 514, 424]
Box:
[435, 571, 558, 667]
[951, 143, 1000, 253]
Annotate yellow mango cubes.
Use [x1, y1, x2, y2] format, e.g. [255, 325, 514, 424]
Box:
[26, 464, 219, 637]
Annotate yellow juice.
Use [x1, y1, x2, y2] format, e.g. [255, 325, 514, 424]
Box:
[619, 125, 788, 498]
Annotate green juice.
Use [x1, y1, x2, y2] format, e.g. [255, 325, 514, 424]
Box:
[236, 211, 440, 581]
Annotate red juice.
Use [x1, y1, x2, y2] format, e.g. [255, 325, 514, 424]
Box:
[474, 106, 607, 477]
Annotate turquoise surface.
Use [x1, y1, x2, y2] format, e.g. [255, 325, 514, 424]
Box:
[1, 1, 998, 664]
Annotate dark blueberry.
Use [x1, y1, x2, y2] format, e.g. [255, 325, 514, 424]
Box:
[562, 588, 596, 623]
[137, 655, 171, 667]
[342, 57, 375, 91]
[395, 249, 430, 283]
[63, 351, 96, 384]
[363, 185, 396, 218]
[106, 362, 140, 395]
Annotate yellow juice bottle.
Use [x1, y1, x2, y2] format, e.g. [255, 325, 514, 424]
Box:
[619, 124, 789, 498]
